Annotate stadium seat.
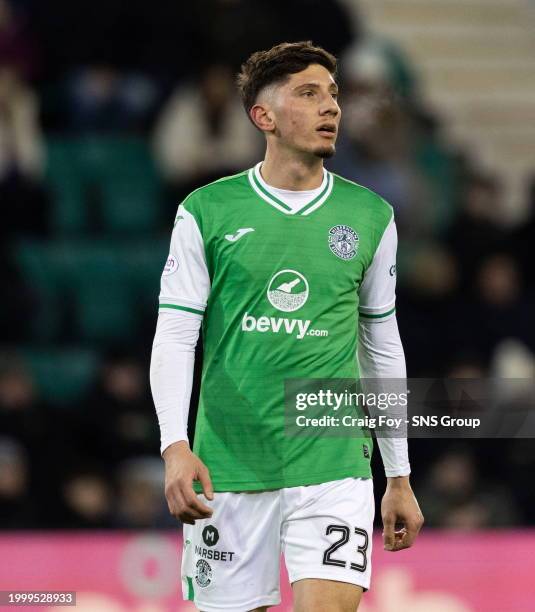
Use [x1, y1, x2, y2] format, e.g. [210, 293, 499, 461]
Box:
[45, 136, 163, 236]
[63, 241, 136, 343]
[123, 239, 168, 304]
[45, 139, 88, 235]
[81, 136, 163, 234]
[16, 238, 167, 343]
[22, 347, 98, 406]
[15, 240, 69, 341]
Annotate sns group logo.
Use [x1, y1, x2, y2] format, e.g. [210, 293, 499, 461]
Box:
[241, 269, 328, 340]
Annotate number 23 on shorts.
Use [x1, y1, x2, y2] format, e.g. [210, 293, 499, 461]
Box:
[322, 525, 369, 572]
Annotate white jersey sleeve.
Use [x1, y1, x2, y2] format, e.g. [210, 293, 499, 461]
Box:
[159, 207, 210, 317]
[151, 204, 211, 455]
[358, 214, 410, 477]
[358, 215, 397, 322]
[358, 316, 410, 477]
[150, 311, 200, 454]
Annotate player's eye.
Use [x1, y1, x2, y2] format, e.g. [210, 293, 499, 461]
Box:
[302, 91, 314, 97]
[331, 93, 339, 100]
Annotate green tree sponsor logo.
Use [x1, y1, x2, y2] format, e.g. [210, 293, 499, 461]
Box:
[241, 269, 327, 339]
[267, 269, 309, 312]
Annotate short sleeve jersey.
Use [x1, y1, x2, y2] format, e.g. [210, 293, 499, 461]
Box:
[159, 166, 397, 491]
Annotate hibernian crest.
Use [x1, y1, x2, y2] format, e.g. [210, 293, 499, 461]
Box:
[195, 559, 212, 587]
[328, 225, 359, 260]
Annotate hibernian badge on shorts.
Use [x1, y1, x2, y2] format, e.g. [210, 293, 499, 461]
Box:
[195, 559, 212, 587]
[328, 225, 359, 260]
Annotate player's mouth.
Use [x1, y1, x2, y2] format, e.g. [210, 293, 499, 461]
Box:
[316, 123, 337, 139]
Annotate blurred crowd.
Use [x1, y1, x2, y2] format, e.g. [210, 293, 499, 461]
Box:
[1, 0, 534, 530]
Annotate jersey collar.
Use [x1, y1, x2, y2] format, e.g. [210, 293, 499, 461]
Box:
[248, 162, 333, 216]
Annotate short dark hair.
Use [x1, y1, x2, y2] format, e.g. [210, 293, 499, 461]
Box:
[237, 41, 337, 117]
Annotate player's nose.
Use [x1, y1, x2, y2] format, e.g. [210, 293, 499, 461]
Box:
[320, 95, 340, 117]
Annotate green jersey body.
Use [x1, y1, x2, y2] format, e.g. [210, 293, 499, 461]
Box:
[160, 165, 395, 491]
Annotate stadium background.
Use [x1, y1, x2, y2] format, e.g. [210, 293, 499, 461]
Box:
[1, 0, 534, 609]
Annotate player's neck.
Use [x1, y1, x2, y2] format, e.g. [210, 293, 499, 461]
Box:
[260, 147, 324, 191]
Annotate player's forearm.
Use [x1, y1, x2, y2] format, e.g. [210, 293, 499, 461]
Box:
[358, 316, 411, 477]
[150, 311, 201, 455]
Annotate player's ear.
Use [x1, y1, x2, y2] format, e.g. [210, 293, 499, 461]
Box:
[250, 104, 275, 133]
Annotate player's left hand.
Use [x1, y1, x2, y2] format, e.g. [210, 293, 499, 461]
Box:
[381, 476, 424, 552]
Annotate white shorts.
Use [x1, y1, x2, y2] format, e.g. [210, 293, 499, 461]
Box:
[181, 477, 374, 612]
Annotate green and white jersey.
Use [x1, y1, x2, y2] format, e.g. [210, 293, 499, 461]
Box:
[159, 163, 397, 491]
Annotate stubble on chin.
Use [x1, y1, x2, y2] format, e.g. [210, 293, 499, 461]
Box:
[314, 145, 336, 159]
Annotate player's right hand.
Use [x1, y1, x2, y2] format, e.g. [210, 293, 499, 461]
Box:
[162, 440, 214, 525]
